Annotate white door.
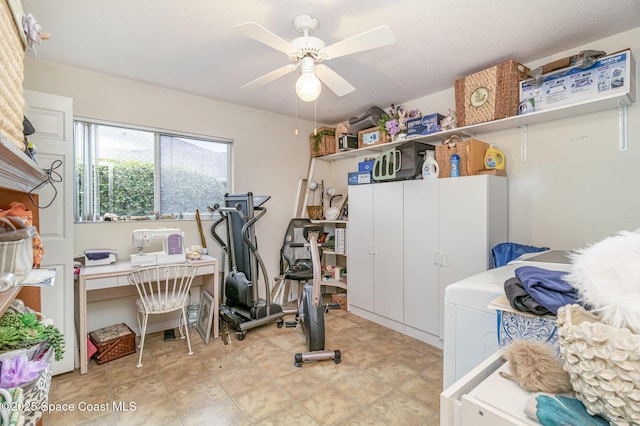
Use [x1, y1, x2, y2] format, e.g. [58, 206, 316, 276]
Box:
[403, 179, 439, 335]
[24, 90, 75, 375]
[372, 182, 403, 322]
[347, 185, 374, 311]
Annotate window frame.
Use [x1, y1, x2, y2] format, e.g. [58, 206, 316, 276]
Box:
[73, 116, 233, 222]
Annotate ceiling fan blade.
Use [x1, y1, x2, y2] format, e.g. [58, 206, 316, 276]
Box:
[240, 63, 298, 90]
[323, 25, 396, 59]
[315, 64, 355, 97]
[234, 22, 294, 54]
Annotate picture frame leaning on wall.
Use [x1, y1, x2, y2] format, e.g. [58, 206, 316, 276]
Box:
[197, 290, 215, 344]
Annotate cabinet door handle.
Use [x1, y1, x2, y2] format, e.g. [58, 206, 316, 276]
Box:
[433, 251, 439, 265]
[440, 253, 447, 267]
[368, 243, 373, 255]
[372, 243, 378, 255]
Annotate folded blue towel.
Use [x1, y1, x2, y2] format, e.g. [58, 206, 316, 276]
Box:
[85, 252, 111, 260]
[515, 266, 577, 315]
[534, 394, 609, 426]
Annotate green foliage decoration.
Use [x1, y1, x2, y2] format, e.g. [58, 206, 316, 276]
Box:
[0, 310, 65, 362]
[311, 129, 335, 154]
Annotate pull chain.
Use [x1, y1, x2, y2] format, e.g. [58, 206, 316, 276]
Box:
[294, 94, 299, 136]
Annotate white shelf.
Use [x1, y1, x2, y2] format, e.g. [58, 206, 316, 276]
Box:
[322, 279, 347, 290]
[318, 90, 635, 161]
[322, 250, 346, 256]
[312, 220, 348, 225]
[0, 135, 47, 192]
[0, 287, 22, 316]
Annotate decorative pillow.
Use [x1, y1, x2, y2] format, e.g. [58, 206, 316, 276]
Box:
[565, 229, 640, 333]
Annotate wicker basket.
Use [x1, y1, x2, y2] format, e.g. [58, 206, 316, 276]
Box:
[309, 127, 337, 157]
[435, 135, 469, 178]
[455, 60, 529, 127]
[307, 205, 323, 220]
[0, 0, 26, 151]
[557, 304, 640, 426]
[89, 323, 136, 364]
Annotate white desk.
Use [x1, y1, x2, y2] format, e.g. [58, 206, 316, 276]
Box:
[76, 256, 219, 375]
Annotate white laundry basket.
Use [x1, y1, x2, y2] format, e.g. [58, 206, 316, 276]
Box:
[557, 304, 640, 426]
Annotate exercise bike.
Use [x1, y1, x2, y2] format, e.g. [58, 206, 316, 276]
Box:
[211, 193, 284, 340]
[289, 224, 341, 367]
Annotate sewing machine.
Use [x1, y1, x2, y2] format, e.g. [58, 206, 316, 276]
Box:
[130, 228, 186, 266]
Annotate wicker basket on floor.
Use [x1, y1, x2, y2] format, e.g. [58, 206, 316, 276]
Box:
[557, 304, 640, 426]
[89, 323, 136, 364]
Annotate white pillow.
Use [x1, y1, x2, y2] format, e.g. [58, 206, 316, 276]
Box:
[566, 229, 640, 334]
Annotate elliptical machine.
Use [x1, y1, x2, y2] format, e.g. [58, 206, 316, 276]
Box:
[211, 193, 284, 340]
[291, 224, 341, 367]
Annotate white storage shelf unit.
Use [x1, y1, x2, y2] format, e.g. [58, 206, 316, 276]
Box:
[313, 219, 348, 290]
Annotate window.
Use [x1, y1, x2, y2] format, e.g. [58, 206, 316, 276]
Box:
[74, 119, 231, 222]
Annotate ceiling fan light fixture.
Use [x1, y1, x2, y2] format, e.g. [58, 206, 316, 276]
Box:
[236, 16, 395, 99]
[296, 71, 321, 102]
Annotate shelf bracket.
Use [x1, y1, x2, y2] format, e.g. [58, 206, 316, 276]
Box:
[520, 124, 528, 162]
[618, 102, 628, 152]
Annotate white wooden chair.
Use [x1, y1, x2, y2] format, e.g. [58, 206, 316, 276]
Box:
[128, 264, 197, 368]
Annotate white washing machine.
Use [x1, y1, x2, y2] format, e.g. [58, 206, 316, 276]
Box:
[443, 250, 572, 388]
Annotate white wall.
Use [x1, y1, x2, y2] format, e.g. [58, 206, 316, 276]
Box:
[23, 58, 320, 331]
[326, 27, 640, 252]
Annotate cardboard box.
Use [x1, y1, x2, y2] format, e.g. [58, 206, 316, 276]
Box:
[466, 138, 490, 175]
[348, 171, 372, 185]
[406, 113, 445, 136]
[358, 160, 375, 172]
[332, 293, 347, 310]
[520, 49, 636, 112]
[358, 127, 391, 149]
[477, 169, 507, 176]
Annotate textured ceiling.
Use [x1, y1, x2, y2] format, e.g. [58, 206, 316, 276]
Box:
[22, 0, 640, 124]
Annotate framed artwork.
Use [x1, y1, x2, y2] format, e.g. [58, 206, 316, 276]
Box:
[197, 290, 214, 344]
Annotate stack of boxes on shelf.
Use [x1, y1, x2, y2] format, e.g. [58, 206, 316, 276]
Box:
[519, 49, 635, 114]
[348, 158, 375, 185]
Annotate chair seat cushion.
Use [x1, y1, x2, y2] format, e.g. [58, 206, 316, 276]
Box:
[284, 259, 313, 281]
[284, 269, 313, 281]
[136, 294, 187, 314]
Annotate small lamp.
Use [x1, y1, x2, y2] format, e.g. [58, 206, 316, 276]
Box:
[307, 179, 324, 220]
[326, 187, 343, 207]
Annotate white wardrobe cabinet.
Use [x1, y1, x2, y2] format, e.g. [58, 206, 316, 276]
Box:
[403, 179, 440, 338]
[347, 182, 404, 324]
[436, 176, 508, 338]
[348, 175, 507, 347]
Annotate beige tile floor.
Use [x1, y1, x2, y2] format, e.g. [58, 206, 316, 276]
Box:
[43, 306, 443, 425]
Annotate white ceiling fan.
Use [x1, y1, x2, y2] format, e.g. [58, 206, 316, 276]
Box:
[234, 15, 396, 102]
